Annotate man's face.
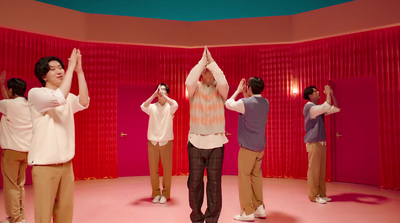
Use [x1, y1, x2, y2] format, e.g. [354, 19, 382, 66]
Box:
[201, 70, 214, 86]
[158, 85, 168, 96]
[43, 60, 65, 88]
[309, 88, 320, 101]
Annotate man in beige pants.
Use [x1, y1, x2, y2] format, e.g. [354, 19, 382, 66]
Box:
[225, 77, 269, 221]
[28, 48, 89, 223]
[0, 73, 32, 223]
[303, 85, 340, 204]
[141, 83, 178, 204]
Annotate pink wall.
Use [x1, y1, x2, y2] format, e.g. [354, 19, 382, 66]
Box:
[0, 25, 399, 188]
[1, 0, 399, 47]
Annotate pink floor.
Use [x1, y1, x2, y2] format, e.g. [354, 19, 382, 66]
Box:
[1, 176, 400, 223]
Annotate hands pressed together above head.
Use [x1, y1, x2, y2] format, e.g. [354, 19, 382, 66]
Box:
[68, 48, 83, 75]
[323, 85, 334, 96]
[202, 46, 215, 65]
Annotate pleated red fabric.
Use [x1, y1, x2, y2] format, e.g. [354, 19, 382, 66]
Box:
[0, 26, 398, 189]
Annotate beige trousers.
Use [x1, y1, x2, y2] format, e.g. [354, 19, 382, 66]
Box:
[306, 142, 327, 201]
[148, 141, 173, 198]
[32, 161, 74, 223]
[1, 149, 28, 223]
[238, 147, 264, 215]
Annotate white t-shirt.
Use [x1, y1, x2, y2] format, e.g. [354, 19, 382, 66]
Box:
[27, 87, 89, 165]
[141, 100, 178, 146]
[0, 97, 32, 152]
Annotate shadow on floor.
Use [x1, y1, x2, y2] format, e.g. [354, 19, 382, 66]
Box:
[265, 211, 299, 223]
[329, 193, 388, 204]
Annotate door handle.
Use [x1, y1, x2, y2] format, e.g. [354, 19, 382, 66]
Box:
[336, 132, 342, 138]
[121, 132, 128, 138]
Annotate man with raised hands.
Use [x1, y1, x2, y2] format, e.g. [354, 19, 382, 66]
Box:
[185, 46, 229, 223]
[225, 77, 269, 221]
[28, 48, 89, 223]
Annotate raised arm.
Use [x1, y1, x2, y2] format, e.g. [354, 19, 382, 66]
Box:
[229, 78, 245, 101]
[161, 91, 176, 106]
[58, 48, 78, 99]
[142, 88, 159, 108]
[225, 78, 246, 113]
[331, 90, 339, 109]
[310, 85, 340, 118]
[74, 50, 89, 107]
[206, 48, 229, 99]
[0, 70, 9, 99]
[159, 88, 179, 114]
[324, 85, 332, 106]
[325, 88, 340, 115]
[185, 47, 207, 98]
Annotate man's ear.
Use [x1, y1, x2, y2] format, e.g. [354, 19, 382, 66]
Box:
[248, 86, 253, 94]
[7, 88, 13, 96]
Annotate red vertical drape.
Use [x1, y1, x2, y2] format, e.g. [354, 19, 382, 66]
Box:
[0, 26, 399, 189]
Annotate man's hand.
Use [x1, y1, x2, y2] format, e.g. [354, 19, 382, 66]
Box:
[0, 70, 6, 85]
[324, 85, 332, 95]
[157, 85, 164, 97]
[237, 78, 246, 93]
[153, 87, 160, 98]
[74, 49, 83, 74]
[68, 48, 78, 70]
[206, 47, 215, 64]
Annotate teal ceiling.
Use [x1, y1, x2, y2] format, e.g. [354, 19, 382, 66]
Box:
[35, 0, 353, 22]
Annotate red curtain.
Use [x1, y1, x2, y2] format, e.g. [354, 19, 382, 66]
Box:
[0, 26, 399, 189]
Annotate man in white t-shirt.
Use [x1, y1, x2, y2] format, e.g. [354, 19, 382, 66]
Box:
[28, 49, 89, 223]
[141, 83, 178, 204]
[0, 71, 32, 223]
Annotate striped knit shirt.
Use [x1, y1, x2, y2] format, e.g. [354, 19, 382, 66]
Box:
[189, 81, 225, 134]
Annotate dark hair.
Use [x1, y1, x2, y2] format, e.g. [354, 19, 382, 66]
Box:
[7, 78, 27, 97]
[156, 83, 170, 94]
[303, 86, 317, 100]
[34, 56, 65, 87]
[248, 77, 264, 94]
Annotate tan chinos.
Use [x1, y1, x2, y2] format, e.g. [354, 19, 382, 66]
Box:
[1, 149, 28, 223]
[238, 147, 264, 215]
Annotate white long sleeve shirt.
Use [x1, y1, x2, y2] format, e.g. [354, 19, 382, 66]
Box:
[308, 101, 340, 119]
[140, 100, 178, 146]
[27, 88, 89, 165]
[0, 97, 32, 152]
[225, 94, 263, 114]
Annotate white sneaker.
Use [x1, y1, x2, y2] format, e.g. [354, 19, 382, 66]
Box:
[159, 196, 167, 204]
[254, 204, 266, 218]
[315, 196, 327, 204]
[321, 196, 332, 202]
[234, 212, 255, 222]
[152, 195, 161, 203]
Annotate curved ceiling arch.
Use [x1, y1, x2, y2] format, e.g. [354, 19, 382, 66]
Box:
[35, 0, 353, 21]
